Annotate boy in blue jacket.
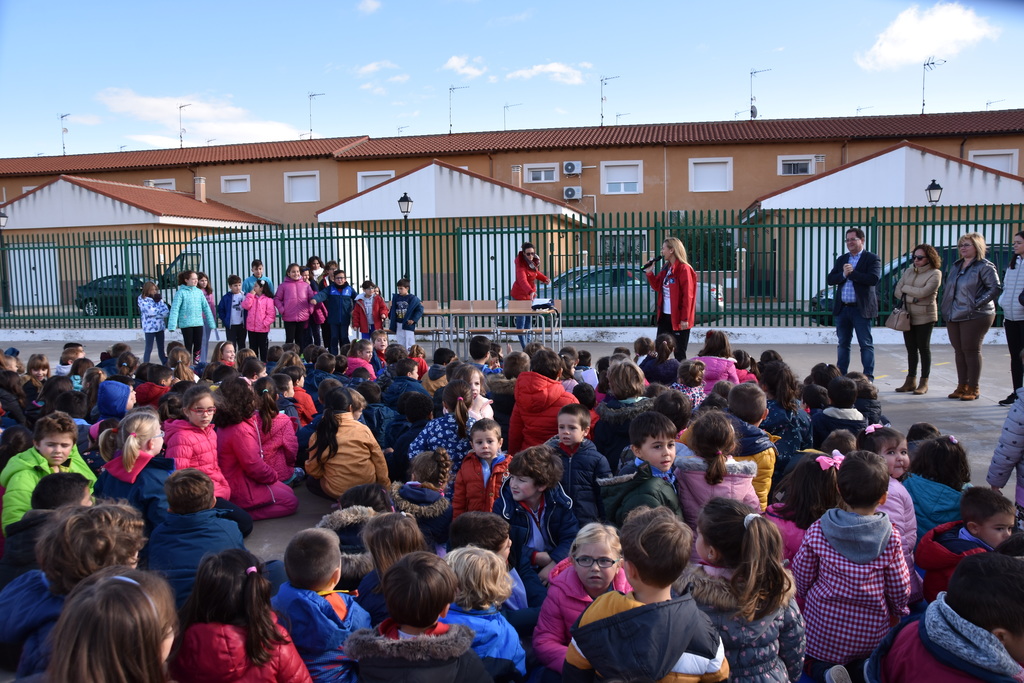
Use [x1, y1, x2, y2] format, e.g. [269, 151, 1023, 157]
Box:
[312, 269, 356, 354]
[272, 528, 371, 683]
[546, 404, 610, 525]
[387, 278, 423, 350]
[216, 275, 247, 350]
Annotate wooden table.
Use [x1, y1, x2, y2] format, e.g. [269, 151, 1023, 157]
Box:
[421, 305, 562, 354]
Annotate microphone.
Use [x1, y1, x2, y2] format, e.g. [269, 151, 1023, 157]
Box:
[642, 256, 662, 270]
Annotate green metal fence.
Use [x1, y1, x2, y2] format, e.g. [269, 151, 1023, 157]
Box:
[0, 205, 1021, 330]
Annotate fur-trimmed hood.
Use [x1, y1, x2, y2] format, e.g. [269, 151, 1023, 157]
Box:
[316, 504, 376, 584]
[390, 481, 451, 519]
[317, 504, 378, 531]
[674, 453, 757, 476]
[679, 564, 796, 614]
[594, 397, 651, 425]
[344, 622, 475, 662]
[486, 376, 516, 396]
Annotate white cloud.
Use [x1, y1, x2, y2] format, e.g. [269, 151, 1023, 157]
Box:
[487, 75, 498, 83]
[357, 0, 381, 14]
[387, 74, 410, 83]
[442, 55, 487, 79]
[507, 62, 584, 85]
[67, 114, 101, 125]
[856, 2, 1000, 70]
[355, 60, 398, 77]
[579, 61, 593, 69]
[554, 107, 568, 115]
[773, 46, 785, 52]
[96, 87, 302, 146]
[359, 82, 387, 95]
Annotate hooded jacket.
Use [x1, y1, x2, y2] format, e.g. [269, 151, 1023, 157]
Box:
[453, 453, 509, 519]
[351, 293, 389, 334]
[0, 570, 66, 677]
[1, 446, 95, 532]
[274, 277, 315, 322]
[914, 521, 988, 603]
[422, 363, 449, 395]
[138, 294, 169, 333]
[563, 587, 729, 683]
[0, 388, 26, 425]
[440, 604, 526, 681]
[96, 380, 133, 421]
[940, 257, 1001, 323]
[693, 355, 739, 394]
[487, 375, 516, 443]
[167, 284, 215, 331]
[316, 505, 378, 591]
[592, 396, 652, 473]
[135, 381, 170, 408]
[510, 251, 549, 301]
[94, 451, 173, 534]
[680, 565, 804, 683]
[644, 358, 681, 387]
[532, 556, 631, 674]
[390, 481, 452, 548]
[164, 418, 231, 500]
[217, 415, 294, 511]
[493, 478, 578, 564]
[343, 620, 492, 683]
[999, 256, 1024, 321]
[0, 510, 50, 591]
[811, 406, 868, 450]
[381, 375, 431, 408]
[260, 413, 299, 482]
[988, 386, 1024, 510]
[673, 454, 760, 530]
[242, 292, 277, 333]
[312, 281, 355, 324]
[344, 355, 377, 381]
[761, 400, 811, 468]
[599, 461, 682, 528]
[725, 413, 778, 510]
[903, 473, 965, 539]
[508, 371, 578, 453]
[170, 619, 312, 683]
[387, 293, 424, 332]
[547, 437, 611, 526]
[792, 509, 911, 663]
[878, 476, 922, 600]
[306, 412, 389, 499]
[763, 504, 807, 564]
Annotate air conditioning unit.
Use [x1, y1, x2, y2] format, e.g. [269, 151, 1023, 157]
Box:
[563, 161, 582, 175]
[563, 186, 583, 201]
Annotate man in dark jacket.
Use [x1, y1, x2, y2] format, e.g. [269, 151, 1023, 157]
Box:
[827, 227, 881, 380]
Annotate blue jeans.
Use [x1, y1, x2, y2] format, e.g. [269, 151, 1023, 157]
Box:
[329, 320, 351, 354]
[835, 304, 874, 378]
[515, 315, 532, 349]
[143, 331, 166, 364]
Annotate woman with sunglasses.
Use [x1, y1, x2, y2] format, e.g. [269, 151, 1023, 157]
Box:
[510, 241, 550, 349]
[997, 231, 1024, 405]
[893, 244, 942, 395]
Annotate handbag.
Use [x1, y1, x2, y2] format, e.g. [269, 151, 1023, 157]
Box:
[885, 295, 911, 331]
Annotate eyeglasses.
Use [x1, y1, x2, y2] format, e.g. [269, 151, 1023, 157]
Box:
[524, 251, 536, 257]
[913, 254, 927, 260]
[189, 407, 217, 415]
[155, 431, 165, 439]
[574, 556, 619, 568]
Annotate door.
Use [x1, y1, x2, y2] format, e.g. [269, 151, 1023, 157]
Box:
[9, 243, 59, 307]
[460, 229, 530, 303]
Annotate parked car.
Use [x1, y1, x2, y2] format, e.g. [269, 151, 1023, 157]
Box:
[807, 243, 1013, 326]
[75, 274, 155, 316]
[501, 264, 724, 327]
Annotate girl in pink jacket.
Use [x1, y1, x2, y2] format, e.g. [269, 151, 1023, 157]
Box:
[764, 453, 842, 563]
[274, 263, 314, 346]
[242, 280, 276, 361]
[253, 377, 299, 484]
[533, 523, 631, 675]
[692, 330, 739, 393]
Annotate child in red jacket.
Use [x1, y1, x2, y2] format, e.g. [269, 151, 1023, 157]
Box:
[452, 419, 509, 519]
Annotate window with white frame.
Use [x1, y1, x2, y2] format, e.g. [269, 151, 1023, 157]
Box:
[357, 171, 395, 192]
[284, 171, 320, 203]
[969, 149, 1019, 175]
[778, 155, 815, 176]
[689, 158, 733, 192]
[600, 161, 643, 195]
[524, 163, 558, 183]
[220, 175, 251, 193]
[148, 178, 176, 190]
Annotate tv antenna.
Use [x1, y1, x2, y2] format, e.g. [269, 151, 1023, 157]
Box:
[448, 85, 469, 134]
[733, 109, 747, 120]
[503, 102, 522, 131]
[60, 113, 70, 155]
[178, 103, 191, 148]
[921, 57, 945, 114]
[308, 92, 325, 139]
[749, 67, 771, 119]
[600, 75, 619, 126]
[206, 139, 216, 145]
[986, 99, 1006, 110]
[615, 112, 630, 124]
[119, 145, 127, 152]
[856, 105, 874, 115]
[397, 125, 409, 136]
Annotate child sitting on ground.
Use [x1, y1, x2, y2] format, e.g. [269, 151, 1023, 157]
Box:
[672, 358, 707, 409]
[355, 513, 429, 627]
[390, 449, 453, 550]
[271, 528, 372, 683]
[723, 383, 778, 510]
[764, 453, 842, 563]
[915, 486, 1015, 602]
[453, 418, 510, 519]
[903, 434, 972, 538]
[792, 450, 911, 682]
[564, 506, 729, 682]
[600, 411, 683, 526]
[545, 404, 610, 526]
[810, 376, 867, 449]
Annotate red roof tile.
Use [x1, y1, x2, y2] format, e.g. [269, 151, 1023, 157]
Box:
[1, 176, 275, 224]
[0, 137, 367, 177]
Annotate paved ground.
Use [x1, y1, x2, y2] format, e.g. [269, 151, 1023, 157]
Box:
[3, 335, 1017, 563]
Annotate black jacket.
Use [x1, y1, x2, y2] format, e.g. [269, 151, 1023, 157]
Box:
[593, 397, 652, 473]
[546, 436, 611, 525]
[827, 249, 881, 319]
[344, 621, 493, 683]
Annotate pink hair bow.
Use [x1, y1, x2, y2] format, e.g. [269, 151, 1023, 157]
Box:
[816, 451, 845, 470]
[864, 424, 884, 434]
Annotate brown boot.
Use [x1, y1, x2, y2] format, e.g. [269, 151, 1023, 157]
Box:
[960, 385, 980, 401]
[895, 376, 917, 392]
[948, 383, 967, 399]
[913, 378, 929, 395]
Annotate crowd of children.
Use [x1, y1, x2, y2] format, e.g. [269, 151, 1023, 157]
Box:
[5, 273, 1024, 682]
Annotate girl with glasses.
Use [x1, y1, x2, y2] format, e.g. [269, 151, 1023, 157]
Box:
[893, 243, 942, 395]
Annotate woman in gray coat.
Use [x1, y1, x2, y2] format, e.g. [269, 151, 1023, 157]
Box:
[940, 232, 1001, 401]
[893, 243, 942, 395]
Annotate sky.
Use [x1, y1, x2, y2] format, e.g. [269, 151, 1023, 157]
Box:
[0, 0, 1020, 159]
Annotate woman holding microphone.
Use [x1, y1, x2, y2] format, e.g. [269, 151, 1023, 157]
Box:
[644, 237, 696, 360]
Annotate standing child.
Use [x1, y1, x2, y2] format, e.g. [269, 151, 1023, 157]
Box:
[792, 450, 911, 681]
[682, 497, 805, 683]
[764, 453, 842, 563]
[989, 393, 1024, 528]
[391, 449, 453, 549]
[599, 411, 683, 526]
[275, 263, 315, 347]
[410, 380, 478, 491]
[453, 418, 510, 519]
[312, 269, 356, 354]
[352, 280, 389, 340]
[242, 279, 276, 361]
[139, 281, 170, 364]
[387, 278, 423, 350]
[171, 549, 313, 683]
[903, 434, 971, 538]
[242, 258, 274, 294]
[546, 404, 610, 526]
[197, 272, 217, 362]
[167, 270, 216, 364]
[218, 274, 247, 351]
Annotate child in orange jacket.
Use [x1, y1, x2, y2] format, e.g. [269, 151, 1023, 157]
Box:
[452, 419, 509, 519]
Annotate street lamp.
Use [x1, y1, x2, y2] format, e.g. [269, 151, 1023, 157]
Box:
[0, 209, 9, 313]
[925, 179, 943, 205]
[397, 193, 413, 279]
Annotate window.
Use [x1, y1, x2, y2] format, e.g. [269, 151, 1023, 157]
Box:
[21, 186, 36, 194]
[600, 161, 643, 195]
[778, 155, 815, 176]
[357, 171, 395, 192]
[284, 171, 320, 203]
[969, 149, 1019, 175]
[220, 175, 251, 193]
[524, 163, 558, 183]
[148, 178, 176, 190]
[689, 158, 733, 192]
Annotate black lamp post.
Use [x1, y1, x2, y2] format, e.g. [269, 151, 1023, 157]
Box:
[398, 193, 413, 279]
[925, 179, 943, 205]
[0, 209, 9, 314]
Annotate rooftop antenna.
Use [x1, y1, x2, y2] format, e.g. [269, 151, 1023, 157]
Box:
[856, 105, 874, 115]
[749, 67, 771, 119]
[397, 125, 409, 136]
[986, 99, 1006, 110]
[921, 57, 945, 114]
[733, 109, 747, 120]
[600, 75, 619, 126]
[448, 85, 469, 134]
[503, 102, 522, 131]
[308, 92, 325, 139]
[615, 112, 630, 124]
[178, 103, 191, 148]
[119, 145, 127, 152]
[60, 113, 70, 155]
[206, 139, 216, 145]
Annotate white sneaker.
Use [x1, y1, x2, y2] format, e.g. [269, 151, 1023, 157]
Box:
[825, 665, 853, 683]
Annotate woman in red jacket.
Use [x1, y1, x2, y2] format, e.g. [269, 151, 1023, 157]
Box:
[645, 237, 696, 360]
[510, 241, 550, 349]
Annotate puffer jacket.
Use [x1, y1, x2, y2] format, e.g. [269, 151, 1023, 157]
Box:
[592, 397, 652, 473]
[999, 256, 1024, 321]
[391, 481, 452, 548]
[170, 619, 313, 683]
[508, 371, 578, 453]
[217, 415, 286, 510]
[452, 453, 509, 519]
[274, 277, 315, 322]
[351, 293, 389, 334]
[138, 294, 169, 333]
[643, 358, 680, 387]
[261, 413, 299, 482]
[167, 285, 215, 331]
[547, 437, 611, 526]
[915, 521, 987, 602]
[441, 603, 526, 681]
[0, 570, 66, 677]
[693, 355, 739, 394]
[493, 478, 578, 564]
[894, 264, 941, 325]
[674, 454, 761, 529]
[409, 413, 478, 490]
[763, 504, 807, 564]
[878, 476, 922, 600]
[679, 565, 804, 683]
[164, 418, 231, 499]
[242, 292, 277, 332]
[599, 461, 683, 527]
[903, 473, 965, 539]
[988, 385, 1024, 510]
[312, 282, 355, 324]
[726, 413, 778, 510]
[761, 400, 811, 472]
[94, 452, 173, 534]
[1, 445, 95, 532]
[306, 412, 389, 499]
[532, 557, 631, 674]
[487, 376, 516, 443]
[316, 505, 377, 591]
[940, 257, 1001, 322]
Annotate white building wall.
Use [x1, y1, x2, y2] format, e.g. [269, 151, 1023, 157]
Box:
[4, 181, 155, 228]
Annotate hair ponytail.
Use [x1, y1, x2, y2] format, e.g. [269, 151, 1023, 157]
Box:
[409, 448, 452, 490]
[443, 380, 472, 439]
[108, 412, 161, 473]
[313, 387, 351, 464]
[655, 334, 675, 364]
[252, 377, 279, 434]
[689, 411, 735, 486]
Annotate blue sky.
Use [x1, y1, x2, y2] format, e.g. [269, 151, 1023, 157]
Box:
[0, 0, 1019, 158]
